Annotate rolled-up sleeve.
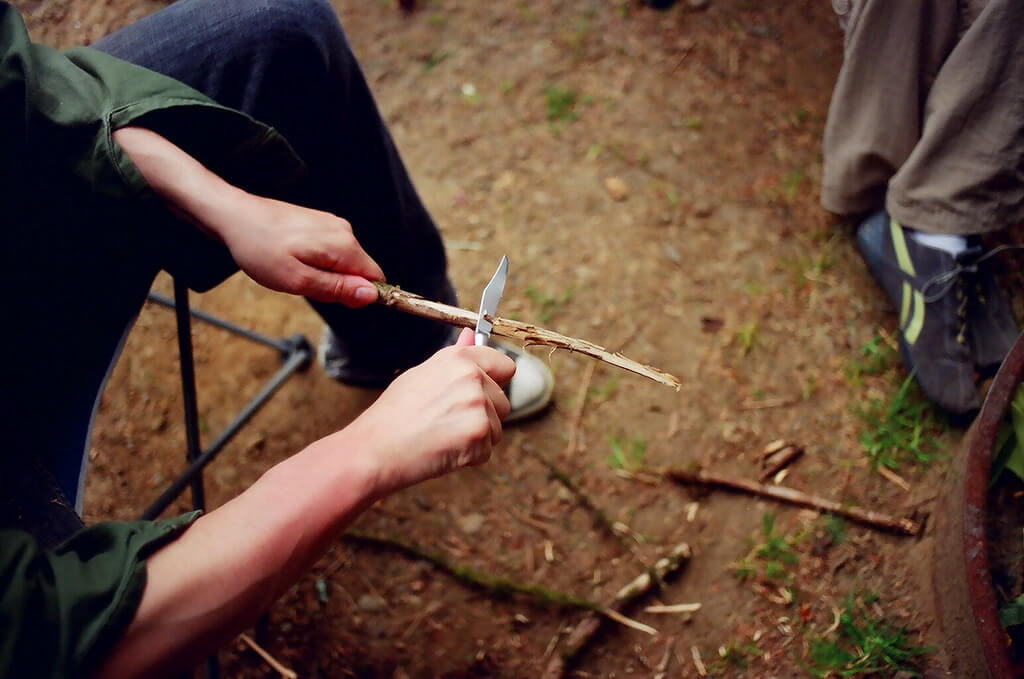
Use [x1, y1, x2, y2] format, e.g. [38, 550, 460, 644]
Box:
[0, 513, 200, 678]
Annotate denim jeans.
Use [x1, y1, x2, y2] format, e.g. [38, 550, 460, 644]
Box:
[38, 0, 454, 509]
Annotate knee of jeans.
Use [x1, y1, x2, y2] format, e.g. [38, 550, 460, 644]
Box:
[236, 0, 345, 69]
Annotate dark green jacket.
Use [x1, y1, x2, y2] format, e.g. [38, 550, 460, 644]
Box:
[1, 3, 303, 676]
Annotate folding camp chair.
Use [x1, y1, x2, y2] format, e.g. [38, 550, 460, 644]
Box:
[139, 279, 312, 678]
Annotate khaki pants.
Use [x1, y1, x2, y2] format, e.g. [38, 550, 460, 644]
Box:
[821, 0, 1024, 235]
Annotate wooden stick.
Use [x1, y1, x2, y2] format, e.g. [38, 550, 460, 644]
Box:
[525, 448, 640, 556]
[758, 445, 803, 482]
[543, 543, 692, 679]
[664, 468, 920, 536]
[344, 530, 599, 611]
[238, 633, 298, 679]
[374, 283, 681, 389]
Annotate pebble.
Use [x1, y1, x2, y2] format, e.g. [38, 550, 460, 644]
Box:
[457, 512, 485, 534]
[693, 200, 714, 218]
[357, 593, 387, 612]
[604, 176, 630, 201]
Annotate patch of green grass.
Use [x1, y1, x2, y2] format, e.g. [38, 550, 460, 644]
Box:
[545, 85, 579, 123]
[802, 375, 818, 400]
[735, 513, 799, 583]
[790, 107, 810, 126]
[856, 373, 943, 472]
[564, 17, 591, 57]
[525, 284, 575, 322]
[806, 593, 933, 677]
[422, 50, 451, 71]
[711, 640, 761, 672]
[783, 168, 805, 202]
[682, 115, 703, 130]
[733, 321, 759, 356]
[823, 514, 846, 545]
[590, 375, 619, 400]
[845, 333, 898, 384]
[605, 435, 646, 472]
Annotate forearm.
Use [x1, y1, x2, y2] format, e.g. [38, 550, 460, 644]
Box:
[112, 126, 246, 243]
[94, 431, 381, 679]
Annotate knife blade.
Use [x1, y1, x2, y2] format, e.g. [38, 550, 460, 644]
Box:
[475, 255, 509, 346]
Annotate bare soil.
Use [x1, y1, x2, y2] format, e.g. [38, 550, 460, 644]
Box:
[19, 0, 1022, 676]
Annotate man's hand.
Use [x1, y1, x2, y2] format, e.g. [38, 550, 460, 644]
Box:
[112, 126, 384, 307]
[97, 330, 515, 678]
[339, 328, 516, 495]
[214, 193, 385, 304]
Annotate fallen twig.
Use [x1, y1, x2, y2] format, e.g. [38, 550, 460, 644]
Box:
[645, 602, 702, 614]
[524, 447, 642, 556]
[654, 638, 674, 679]
[565, 360, 596, 457]
[543, 543, 692, 679]
[238, 633, 297, 679]
[344, 530, 598, 611]
[345, 531, 657, 635]
[374, 283, 681, 389]
[759, 444, 804, 482]
[876, 464, 911, 492]
[691, 645, 707, 677]
[664, 468, 920, 536]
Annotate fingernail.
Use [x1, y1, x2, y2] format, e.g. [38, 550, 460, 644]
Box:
[355, 286, 377, 303]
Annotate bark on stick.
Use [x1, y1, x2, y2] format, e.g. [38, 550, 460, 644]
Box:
[374, 283, 681, 390]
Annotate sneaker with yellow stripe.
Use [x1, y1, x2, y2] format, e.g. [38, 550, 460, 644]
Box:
[855, 210, 979, 415]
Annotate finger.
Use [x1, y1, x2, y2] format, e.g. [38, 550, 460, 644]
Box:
[296, 267, 378, 307]
[485, 396, 503, 446]
[480, 370, 511, 422]
[455, 328, 475, 347]
[300, 233, 386, 283]
[465, 346, 516, 387]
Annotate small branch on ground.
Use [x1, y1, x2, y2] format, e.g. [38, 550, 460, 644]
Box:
[543, 543, 692, 679]
[565, 360, 595, 457]
[238, 633, 297, 679]
[345, 530, 656, 634]
[374, 283, 681, 389]
[525, 447, 643, 558]
[759, 444, 804, 482]
[663, 468, 921, 536]
[344, 530, 598, 610]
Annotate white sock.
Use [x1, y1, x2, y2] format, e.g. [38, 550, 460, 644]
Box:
[907, 229, 969, 256]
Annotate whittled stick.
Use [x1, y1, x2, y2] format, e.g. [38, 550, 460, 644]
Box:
[374, 283, 681, 390]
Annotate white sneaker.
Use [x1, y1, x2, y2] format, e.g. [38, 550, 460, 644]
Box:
[320, 327, 554, 421]
[492, 340, 554, 423]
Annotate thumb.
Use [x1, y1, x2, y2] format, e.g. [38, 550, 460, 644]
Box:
[454, 328, 475, 347]
[299, 267, 379, 307]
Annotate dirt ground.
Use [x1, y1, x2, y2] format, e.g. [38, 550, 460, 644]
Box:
[17, 0, 1018, 676]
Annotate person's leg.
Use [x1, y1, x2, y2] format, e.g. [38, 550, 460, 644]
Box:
[93, 0, 456, 382]
[887, 0, 1024, 236]
[821, 0, 959, 217]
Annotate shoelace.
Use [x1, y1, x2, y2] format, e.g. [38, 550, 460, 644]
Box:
[920, 244, 1024, 303]
[920, 243, 1024, 345]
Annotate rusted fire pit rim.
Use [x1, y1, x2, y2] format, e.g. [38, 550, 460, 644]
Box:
[964, 332, 1024, 678]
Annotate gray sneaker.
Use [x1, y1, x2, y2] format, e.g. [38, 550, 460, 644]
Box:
[964, 254, 1019, 375]
[855, 211, 979, 415]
